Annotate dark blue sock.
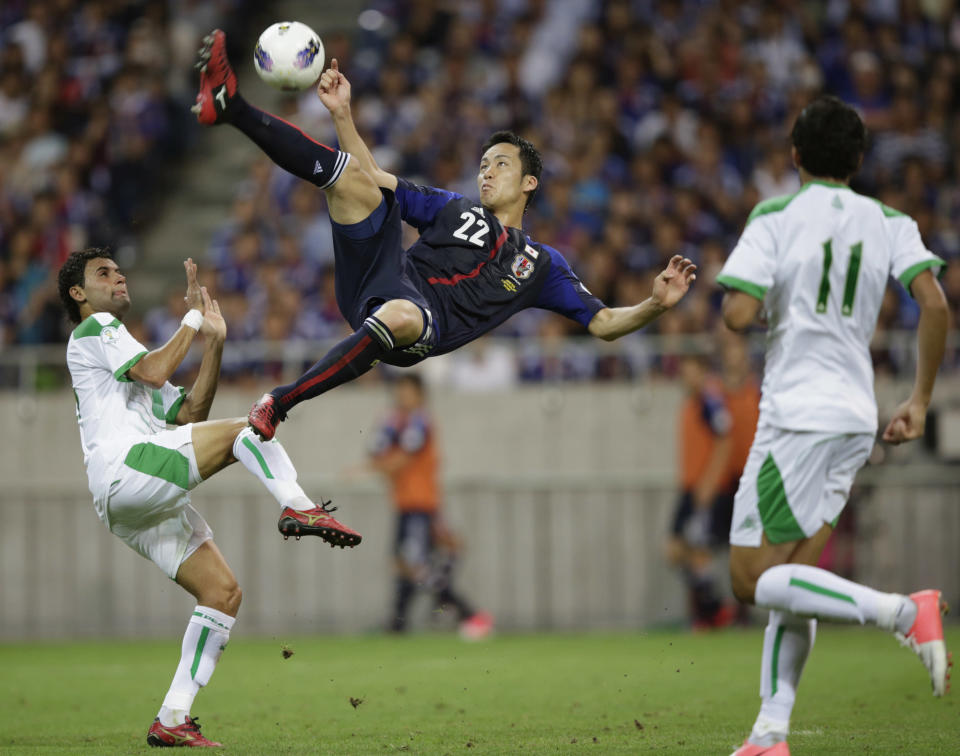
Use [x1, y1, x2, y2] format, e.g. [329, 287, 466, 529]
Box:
[228, 95, 349, 188]
[271, 315, 394, 412]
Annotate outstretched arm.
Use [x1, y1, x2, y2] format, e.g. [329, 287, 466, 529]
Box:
[588, 255, 697, 341]
[882, 270, 949, 444]
[175, 287, 226, 424]
[318, 59, 398, 191]
[128, 259, 205, 389]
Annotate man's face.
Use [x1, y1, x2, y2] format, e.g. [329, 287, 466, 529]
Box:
[477, 142, 536, 213]
[393, 380, 423, 412]
[73, 257, 130, 317]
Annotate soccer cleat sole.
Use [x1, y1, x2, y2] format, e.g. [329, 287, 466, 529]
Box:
[278, 517, 361, 548]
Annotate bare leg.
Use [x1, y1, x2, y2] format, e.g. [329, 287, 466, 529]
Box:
[175, 540, 242, 616]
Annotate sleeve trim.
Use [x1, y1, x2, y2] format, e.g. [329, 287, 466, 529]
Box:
[165, 387, 188, 423]
[113, 350, 148, 382]
[716, 274, 767, 300]
[898, 258, 946, 297]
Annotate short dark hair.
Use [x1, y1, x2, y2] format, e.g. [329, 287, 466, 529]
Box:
[395, 372, 425, 394]
[58, 247, 113, 324]
[790, 95, 867, 181]
[481, 130, 543, 209]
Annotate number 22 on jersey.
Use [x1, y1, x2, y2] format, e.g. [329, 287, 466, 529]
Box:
[452, 211, 489, 247]
[816, 239, 862, 316]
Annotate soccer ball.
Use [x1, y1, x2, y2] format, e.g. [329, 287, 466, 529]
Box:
[253, 22, 325, 92]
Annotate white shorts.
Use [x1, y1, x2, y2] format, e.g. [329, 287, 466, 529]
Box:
[98, 424, 212, 580]
[729, 423, 873, 547]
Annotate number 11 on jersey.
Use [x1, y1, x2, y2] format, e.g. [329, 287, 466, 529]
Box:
[816, 239, 862, 316]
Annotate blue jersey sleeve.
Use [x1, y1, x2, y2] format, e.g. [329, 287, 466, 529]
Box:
[395, 178, 463, 231]
[534, 246, 607, 327]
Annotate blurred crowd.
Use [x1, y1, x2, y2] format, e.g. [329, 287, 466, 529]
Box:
[2, 0, 958, 385]
[0, 0, 249, 347]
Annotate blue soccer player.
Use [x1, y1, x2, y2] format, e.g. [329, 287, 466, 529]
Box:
[193, 31, 697, 440]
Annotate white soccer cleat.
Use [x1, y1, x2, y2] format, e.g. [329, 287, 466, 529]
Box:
[895, 589, 952, 696]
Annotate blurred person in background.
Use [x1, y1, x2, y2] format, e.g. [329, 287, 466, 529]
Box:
[191, 30, 696, 441]
[666, 354, 737, 630]
[369, 373, 492, 639]
[58, 249, 360, 747]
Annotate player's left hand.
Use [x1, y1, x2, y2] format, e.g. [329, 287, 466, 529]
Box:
[881, 399, 927, 445]
[652, 255, 697, 309]
[184, 258, 204, 312]
[199, 286, 227, 342]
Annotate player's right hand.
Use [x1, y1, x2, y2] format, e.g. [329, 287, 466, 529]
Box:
[881, 399, 927, 444]
[317, 58, 351, 113]
[198, 286, 226, 341]
[184, 258, 204, 313]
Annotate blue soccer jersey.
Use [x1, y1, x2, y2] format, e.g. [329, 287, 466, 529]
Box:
[394, 179, 606, 355]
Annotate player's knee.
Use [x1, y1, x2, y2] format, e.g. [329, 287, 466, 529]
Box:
[203, 576, 242, 616]
[377, 300, 424, 344]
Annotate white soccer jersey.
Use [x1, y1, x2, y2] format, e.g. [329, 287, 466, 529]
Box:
[717, 180, 944, 434]
[67, 312, 186, 511]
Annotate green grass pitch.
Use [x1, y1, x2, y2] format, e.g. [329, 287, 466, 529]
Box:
[2, 628, 958, 754]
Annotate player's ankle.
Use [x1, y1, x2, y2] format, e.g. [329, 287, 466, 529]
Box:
[158, 706, 189, 726]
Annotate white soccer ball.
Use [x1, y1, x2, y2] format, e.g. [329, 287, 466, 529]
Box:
[253, 22, 325, 92]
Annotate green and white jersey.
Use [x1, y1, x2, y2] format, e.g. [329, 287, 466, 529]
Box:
[66, 312, 186, 506]
[717, 180, 944, 434]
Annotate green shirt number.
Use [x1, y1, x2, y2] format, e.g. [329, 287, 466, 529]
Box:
[816, 239, 862, 316]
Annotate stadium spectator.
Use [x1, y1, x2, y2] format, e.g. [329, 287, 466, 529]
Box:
[3, 1, 957, 386]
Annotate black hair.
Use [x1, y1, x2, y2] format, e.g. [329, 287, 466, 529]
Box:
[58, 247, 113, 324]
[480, 130, 543, 208]
[790, 95, 867, 181]
[394, 372, 425, 394]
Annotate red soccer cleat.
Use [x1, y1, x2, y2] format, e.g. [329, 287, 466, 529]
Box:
[729, 741, 790, 756]
[191, 29, 237, 125]
[248, 393, 286, 441]
[278, 501, 362, 548]
[896, 589, 952, 696]
[147, 716, 222, 748]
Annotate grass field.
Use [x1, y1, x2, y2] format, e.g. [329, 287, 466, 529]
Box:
[2, 628, 958, 755]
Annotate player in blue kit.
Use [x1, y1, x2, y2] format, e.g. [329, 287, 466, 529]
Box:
[193, 31, 697, 440]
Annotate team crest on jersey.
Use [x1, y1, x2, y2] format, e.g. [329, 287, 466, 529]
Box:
[100, 326, 119, 345]
[511, 254, 534, 280]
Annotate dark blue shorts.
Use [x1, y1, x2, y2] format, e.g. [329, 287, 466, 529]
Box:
[394, 511, 435, 567]
[331, 189, 437, 366]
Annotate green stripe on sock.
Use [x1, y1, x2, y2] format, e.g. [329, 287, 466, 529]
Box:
[770, 625, 785, 696]
[241, 436, 274, 479]
[191, 626, 210, 679]
[789, 577, 856, 605]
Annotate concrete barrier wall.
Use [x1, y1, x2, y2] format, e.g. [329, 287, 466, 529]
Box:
[1, 379, 958, 639]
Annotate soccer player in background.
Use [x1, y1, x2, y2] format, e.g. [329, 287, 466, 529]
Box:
[190, 31, 697, 441]
[666, 354, 737, 629]
[718, 96, 951, 756]
[59, 249, 360, 747]
[368, 373, 493, 638]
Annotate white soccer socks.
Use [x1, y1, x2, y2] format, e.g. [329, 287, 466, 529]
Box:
[747, 610, 816, 746]
[754, 563, 916, 633]
[232, 427, 313, 511]
[158, 606, 235, 726]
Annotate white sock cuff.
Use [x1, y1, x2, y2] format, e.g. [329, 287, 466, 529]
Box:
[755, 564, 791, 609]
[233, 426, 256, 461]
[191, 605, 235, 633]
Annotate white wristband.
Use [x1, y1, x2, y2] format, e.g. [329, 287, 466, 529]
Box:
[181, 309, 203, 331]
